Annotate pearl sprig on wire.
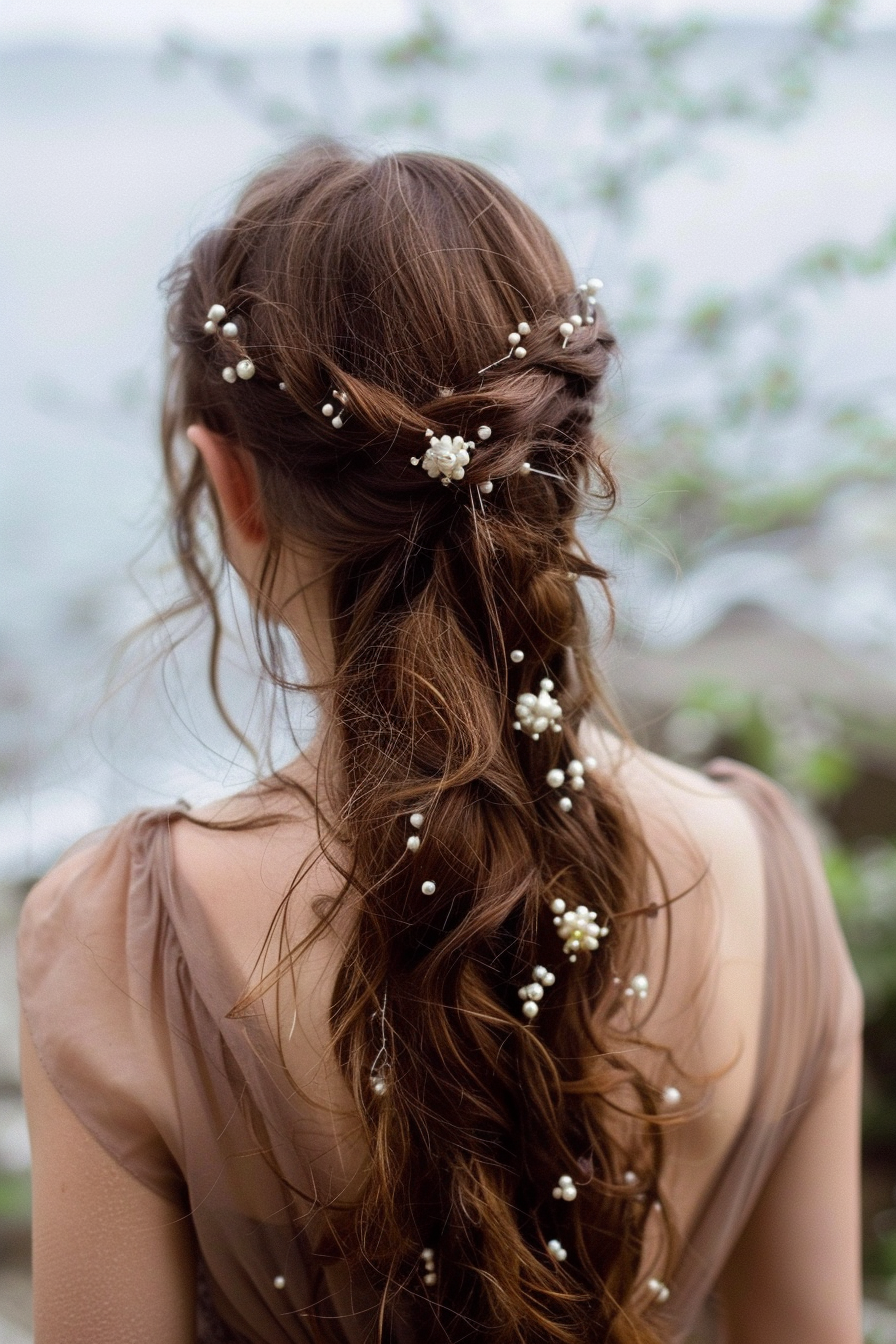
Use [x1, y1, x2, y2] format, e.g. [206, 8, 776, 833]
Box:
[411, 431, 472, 485]
[479, 321, 531, 374]
[514, 679, 562, 740]
[558, 313, 584, 349]
[517, 964, 556, 1021]
[546, 755, 598, 812]
[204, 304, 256, 383]
[321, 390, 348, 429]
[552, 1174, 577, 1202]
[420, 1248, 437, 1287]
[625, 973, 649, 1001]
[547, 1239, 568, 1263]
[550, 898, 609, 962]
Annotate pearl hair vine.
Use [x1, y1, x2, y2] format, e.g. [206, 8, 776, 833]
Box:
[514, 679, 563, 740]
[410, 424, 492, 486]
[203, 304, 256, 383]
[321, 390, 348, 429]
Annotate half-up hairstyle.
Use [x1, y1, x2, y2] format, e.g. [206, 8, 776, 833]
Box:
[163, 144, 677, 1344]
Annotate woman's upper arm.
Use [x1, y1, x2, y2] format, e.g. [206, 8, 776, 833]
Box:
[716, 1038, 863, 1344]
[22, 1018, 196, 1344]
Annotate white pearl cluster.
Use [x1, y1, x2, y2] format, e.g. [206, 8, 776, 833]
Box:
[514, 679, 562, 740]
[321, 389, 347, 429]
[625, 973, 649, 1001]
[547, 1238, 568, 1262]
[412, 432, 473, 485]
[406, 810, 424, 852]
[420, 1248, 437, 1287]
[204, 304, 256, 383]
[550, 898, 609, 962]
[552, 1174, 577, 1202]
[546, 755, 597, 813]
[517, 964, 556, 1021]
[647, 1277, 670, 1304]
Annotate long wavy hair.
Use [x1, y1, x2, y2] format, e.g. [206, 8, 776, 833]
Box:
[162, 144, 679, 1344]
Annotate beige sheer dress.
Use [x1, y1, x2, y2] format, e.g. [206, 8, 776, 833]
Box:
[17, 760, 863, 1343]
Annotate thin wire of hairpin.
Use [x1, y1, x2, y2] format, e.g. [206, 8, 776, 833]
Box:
[521, 465, 565, 482]
[370, 986, 389, 1095]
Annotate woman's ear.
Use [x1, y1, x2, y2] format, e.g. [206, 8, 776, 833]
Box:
[186, 424, 267, 545]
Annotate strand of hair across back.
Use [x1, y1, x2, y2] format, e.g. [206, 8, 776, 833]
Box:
[203, 270, 678, 1309]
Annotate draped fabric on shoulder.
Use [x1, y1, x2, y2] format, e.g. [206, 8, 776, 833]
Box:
[17, 760, 863, 1344]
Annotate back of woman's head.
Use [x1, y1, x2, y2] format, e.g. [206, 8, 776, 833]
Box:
[165, 143, 669, 1344]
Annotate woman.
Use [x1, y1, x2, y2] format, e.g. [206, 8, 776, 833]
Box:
[18, 145, 862, 1344]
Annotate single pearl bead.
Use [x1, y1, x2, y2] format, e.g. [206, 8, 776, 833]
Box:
[423, 1272, 437, 1286]
[520, 462, 531, 475]
[623, 1170, 638, 1185]
[546, 768, 564, 788]
[522, 1000, 539, 1019]
[567, 760, 584, 776]
[421, 881, 436, 896]
[332, 415, 343, 428]
[508, 332, 521, 346]
[570, 314, 583, 328]
[513, 346, 526, 358]
[584, 756, 597, 770]
[203, 319, 217, 334]
[559, 321, 574, 337]
[222, 321, 238, 338]
[550, 898, 566, 914]
[273, 1275, 286, 1290]
[587, 278, 604, 293]
[409, 812, 424, 828]
[477, 424, 492, 440]
[322, 403, 334, 417]
[510, 649, 525, 663]
[663, 1086, 682, 1106]
[236, 359, 255, 379]
[559, 797, 573, 813]
[372, 1078, 387, 1096]
[222, 367, 237, 383]
[481, 480, 494, 494]
[517, 321, 531, 335]
[406, 835, 420, 852]
[569, 777, 585, 791]
[207, 304, 226, 323]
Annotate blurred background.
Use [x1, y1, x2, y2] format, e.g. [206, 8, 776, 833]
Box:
[2, 0, 896, 1338]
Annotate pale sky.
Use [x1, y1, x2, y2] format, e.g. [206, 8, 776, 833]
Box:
[3, 0, 896, 46]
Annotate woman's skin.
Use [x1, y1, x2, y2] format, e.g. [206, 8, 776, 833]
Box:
[22, 429, 863, 1344]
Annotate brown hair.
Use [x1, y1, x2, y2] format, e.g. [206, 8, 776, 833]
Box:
[163, 144, 673, 1343]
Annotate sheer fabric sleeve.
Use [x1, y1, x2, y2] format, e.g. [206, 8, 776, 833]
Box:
[17, 816, 185, 1204]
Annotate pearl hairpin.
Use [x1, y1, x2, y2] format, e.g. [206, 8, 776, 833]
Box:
[514, 679, 562, 740]
[577, 277, 604, 325]
[204, 304, 256, 382]
[406, 811, 424, 852]
[547, 1238, 568, 1263]
[552, 1174, 577, 1202]
[420, 1248, 437, 1287]
[478, 321, 531, 374]
[322, 390, 347, 429]
[518, 964, 556, 1020]
[647, 1277, 670, 1304]
[625, 973, 649, 1001]
[558, 313, 584, 349]
[550, 898, 608, 962]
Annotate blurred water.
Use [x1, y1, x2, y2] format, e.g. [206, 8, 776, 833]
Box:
[2, 33, 896, 877]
